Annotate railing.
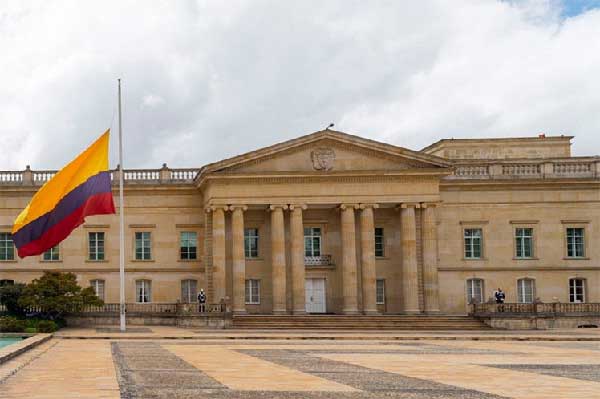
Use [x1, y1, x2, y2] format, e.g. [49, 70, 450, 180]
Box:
[471, 302, 600, 316]
[305, 255, 333, 267]
[76, 302, 225, 315]
[0, 165, 200, 186]
[450, 158, 599, 180]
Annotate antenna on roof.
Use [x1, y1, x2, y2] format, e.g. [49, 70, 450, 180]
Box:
[326, 123, 334, 130]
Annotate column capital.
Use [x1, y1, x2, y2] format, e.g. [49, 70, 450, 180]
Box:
[228, 204, 248, 211]
[420, 202, 440, 209]
[206, 204, 228, 213]
[359, 203, 379, 210]
[289, 203, 307, 211]
[397, 202, 421, 210]
[339, 203, 359, 210]
[269, 204, 288, 211]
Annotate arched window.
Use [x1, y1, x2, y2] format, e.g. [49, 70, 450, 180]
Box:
[90, 280, 105, 301]
[517, 278, 535, 303]
[181, 279, 198, 303]
[136, 280, 152, 303]
[569, 278, 586, 303]
[466, 278, 484, 304]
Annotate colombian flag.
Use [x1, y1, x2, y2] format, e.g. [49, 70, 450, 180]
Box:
[12, 130, 116, 258]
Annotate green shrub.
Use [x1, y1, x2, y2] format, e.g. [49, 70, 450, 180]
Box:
[0, 283, 27, 316]
[0, 316, 26, 332]
[37, 320, 58, 333]
[24, 327, 37, 333]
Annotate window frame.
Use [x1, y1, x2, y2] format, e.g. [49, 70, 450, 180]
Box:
[376, 279, 385, 305]
[244, 228, 259, 259]
[88, 231, 106, 261]
[514, 227, 534, 259]
[134, 231, 152, 261]
[466, 278, 484, 304]
[566, 227, 586, 259]
[517, 278, 535, 304]
[569, 278, 586, 303]
[304, 227, 322, 257]
[90, 279, 105, 301]
[374, 227, 385, 258]
[245, 279, 260, 305]
[0, 232, 15, 261]
[463, 228, 483, 259]
[42, 245, 60, 262]
[135, 279, 152, 303]
[181, 279, 198, 303]
[179, 231, 198, 261]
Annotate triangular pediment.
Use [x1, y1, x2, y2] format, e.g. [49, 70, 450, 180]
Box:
[199, 130, 451, 176]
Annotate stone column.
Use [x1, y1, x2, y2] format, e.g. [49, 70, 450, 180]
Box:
[341, 204, 359, 314]
[422, 204, 440, 313]
[270, 204, 288, 314]
[400, 204, 420, 313]
[211, 206, 227, 303]
[230, 205, 247, 314]
[360, 204, 379, 314]
[290, 204, 307, 314]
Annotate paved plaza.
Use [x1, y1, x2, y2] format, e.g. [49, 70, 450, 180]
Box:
[1, 329, 600, 398]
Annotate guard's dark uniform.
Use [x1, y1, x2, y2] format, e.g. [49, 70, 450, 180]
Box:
[197, 291, 206, 313]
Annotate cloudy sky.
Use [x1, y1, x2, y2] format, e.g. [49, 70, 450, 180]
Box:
[1, 0, 600, 170]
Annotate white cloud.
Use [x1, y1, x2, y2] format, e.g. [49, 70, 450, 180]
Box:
[0, 0, 599, 170]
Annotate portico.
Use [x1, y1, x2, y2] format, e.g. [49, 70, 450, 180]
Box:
[199, 129, 450, 314]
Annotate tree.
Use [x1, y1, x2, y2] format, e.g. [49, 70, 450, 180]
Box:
[18, 272, 103, 319]
[0, 283, 27, 316]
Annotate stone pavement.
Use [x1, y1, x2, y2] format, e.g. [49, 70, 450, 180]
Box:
[2, 328, 600, 398]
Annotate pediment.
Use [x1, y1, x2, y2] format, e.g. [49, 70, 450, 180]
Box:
[200, 130, 451, 176]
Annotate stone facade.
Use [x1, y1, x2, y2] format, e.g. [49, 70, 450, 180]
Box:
[0, 130, 598, 314]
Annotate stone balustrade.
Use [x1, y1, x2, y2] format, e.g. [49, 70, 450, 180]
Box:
[0, 165, 200, 186]
[450, 158, 600, 180]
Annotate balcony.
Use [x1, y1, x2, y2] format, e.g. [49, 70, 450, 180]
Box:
[304, 255, 334, 268]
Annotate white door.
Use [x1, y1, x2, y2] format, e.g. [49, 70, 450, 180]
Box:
[305, 278, 326, 313]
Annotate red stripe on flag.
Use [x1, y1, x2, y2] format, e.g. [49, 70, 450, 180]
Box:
[17, 192, 115, 258]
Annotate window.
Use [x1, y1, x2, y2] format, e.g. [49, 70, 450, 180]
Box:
[569, 278, 586, 303]
[181, 279, 198, 303]
[517, 278, 535, 303]
[0, 233, 15, 261]
[180, 232, 197, 260]
[88, 232, 105, 261]
[515, 228, 533, 258]
[566, 228, 585, 258]
[245, 279, 260, 304]
[375, 228, 385, 257]
[376, 279, 385, 304]
[466, 278, 484, 304]
[304, 227, 321, 257]
[244, 228, 259, 258]
[136, 280, 152, 303]
[0, 279, 14, 287]
[464, 229, 482, 259]
[42, 246, 60, 261]
[135, 232, 152, 260]
[90, 280, 105, 301]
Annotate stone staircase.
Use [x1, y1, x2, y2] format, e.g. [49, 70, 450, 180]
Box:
[232, 314, 491, 330]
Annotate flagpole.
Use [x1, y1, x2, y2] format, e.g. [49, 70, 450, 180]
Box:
[118, 79, 126, 332]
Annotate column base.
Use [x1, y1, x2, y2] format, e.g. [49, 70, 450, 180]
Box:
[293, 310, 307, 315]
[342, 309, 361, 315]
[401, 310, 422, 315]
[272, 310, 289, 315]
[424, 309, 441, 314]
[233, 309, 247, 315]
[363, 310, 380, 315]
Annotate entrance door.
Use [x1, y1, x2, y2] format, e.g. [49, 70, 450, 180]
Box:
[305, 278, 326, 313]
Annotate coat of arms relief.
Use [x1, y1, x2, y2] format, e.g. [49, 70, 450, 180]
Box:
[310, 148, 336, 171]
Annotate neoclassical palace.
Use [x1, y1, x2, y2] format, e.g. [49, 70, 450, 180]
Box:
[0, 130, 598, 314]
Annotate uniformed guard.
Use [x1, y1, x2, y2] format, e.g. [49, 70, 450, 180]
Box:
[197, 288, 206, 313]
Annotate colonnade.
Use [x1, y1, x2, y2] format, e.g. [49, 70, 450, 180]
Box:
[207, 202, 440, 314]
